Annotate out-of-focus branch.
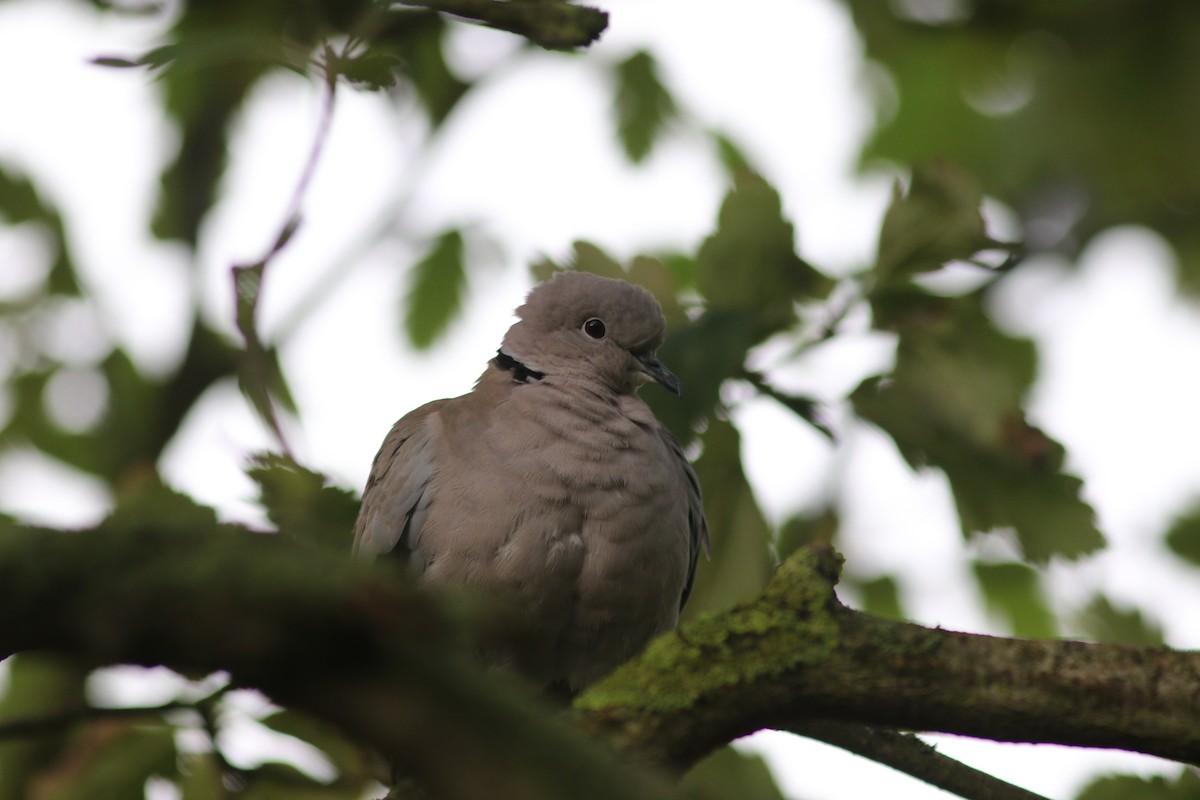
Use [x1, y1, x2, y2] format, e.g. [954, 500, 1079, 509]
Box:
[3, 525, 1198, 800]
[393, 0, 608, 49]
[0, 524, 671, 800]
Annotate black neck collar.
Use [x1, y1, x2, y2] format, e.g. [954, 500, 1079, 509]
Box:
[495, 350, 545, 384]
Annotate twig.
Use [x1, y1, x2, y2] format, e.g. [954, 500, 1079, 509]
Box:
[0, 700, 192, 739]
[392, 0, 608, 50]
[0, 684, 230, 741]
[790, 720, 1053, 800]
[231, 44, 341, 455]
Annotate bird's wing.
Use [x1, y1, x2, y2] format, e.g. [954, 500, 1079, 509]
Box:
[660, 428, 710, 612]
[353, 399, 448, 569]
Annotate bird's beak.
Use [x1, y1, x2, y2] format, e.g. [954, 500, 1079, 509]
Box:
[635, 352, 682, 396]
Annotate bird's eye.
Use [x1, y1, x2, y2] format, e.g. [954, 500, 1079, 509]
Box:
[582, 318, 607, 339]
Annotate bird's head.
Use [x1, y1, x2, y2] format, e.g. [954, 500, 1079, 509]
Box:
[499, 271, 682, 396]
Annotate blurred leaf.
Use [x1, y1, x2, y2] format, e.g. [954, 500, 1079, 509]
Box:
[680, 745, 787, 800]
[776, 507, 838, 561]
[41, 720, 177, 800]
[1076, 768, 1200, 800]
[612, 50, 677, 163]
[533, 244, 686, 324]
[374, 11, 470, 123]
[1075, 595, 1164, 647]
[684, 420, 775, 616]
[1165, 505, 1200, 567]
[405, 229, 467, 349]
[697, 174, 831, 338]
[240, 761, 364, 800]
[972, 561, 1057, 638]
[0, 654, 88, 800]
[649, 309, 757, 442]
[246, 453, 360, 552]
[260, 709, 375, 781]
[847, 3, 1200, 288]
[853, 291, 1103, 562]
[177, 751, 224, 800]
[876, 161, 1005, 282]
[567, 240, 627, 281]
[708, 130, 758, 178]
[148, 2, 361, 243]
[0, 165, 79, 296]
[234, 261, 297, 444]
[334, 50, 402, 90]
[105, 473, 220, 535]
[627, 255, 686, 326]
[849, 574, 906, 621]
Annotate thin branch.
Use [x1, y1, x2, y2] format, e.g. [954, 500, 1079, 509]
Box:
[790, 721, 1052, 800]
[0, 701, 192, 739]
[231, 45, 340, 455]
[0, 683, 229, 740]
[392, 0, 608, 49]
[740, 367, 835, 441]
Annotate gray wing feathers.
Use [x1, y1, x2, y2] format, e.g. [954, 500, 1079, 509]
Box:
[662, 428, 710, 611]
[353, 400, 446, 563]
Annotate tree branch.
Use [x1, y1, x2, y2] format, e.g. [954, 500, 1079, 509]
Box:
[0, 524, 672, 800]
[574, 544, 1200, 769]
[789, 721, 1051, 800]
[393, 0, 608, 50]
[2, 524, 1197, 800]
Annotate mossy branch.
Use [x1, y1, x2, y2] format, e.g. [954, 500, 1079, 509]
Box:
[575, 543, 1200, 769]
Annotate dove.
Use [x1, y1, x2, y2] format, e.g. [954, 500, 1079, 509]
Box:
[354, 270, 708, 693]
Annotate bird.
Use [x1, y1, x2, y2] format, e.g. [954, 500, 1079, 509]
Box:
[354, 270, 709, 694]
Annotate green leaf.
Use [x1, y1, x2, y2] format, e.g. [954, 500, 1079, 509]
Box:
[708, 130, 758, 178]
[374, 11, 470, 123]
[1164, 505, 1200, 567]
[259, 709, 375, 781]
[48, 721, 178, 800]
[104, 474, 220, 535]
[971, 561, 1057, 638]
[1075, 594, 1164, 647]
[612, 50, 677, 163]
[680, 745, 787, 800]
[847, 2, 1200, 289]
[776, 508, 838, 561]
[405, 229, 466, 350]
[684, 420, 776, 616]
[648, 309, 757, 442]
[876, 161, 1004, 282]
[1076, 768, 1200, 800]
[0, 654, 88, 800]
[246, 453, 360, 553]
[696, 174, 830, 338]
[0, 165, 79, 296]
[178, 752, 224, 800]
[567, 240, 627, 281]
[852, 292, 1103, 562]
[850, 574, 906, 620]
[240, 761, 364, 800]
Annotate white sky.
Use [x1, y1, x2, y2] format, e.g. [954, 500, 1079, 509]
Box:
[1, 0, 1198, 798]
